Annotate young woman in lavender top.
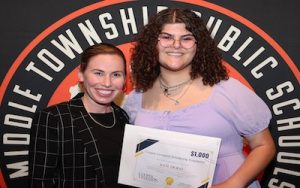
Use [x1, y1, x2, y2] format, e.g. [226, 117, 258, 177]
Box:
[123, 8, 275, 188]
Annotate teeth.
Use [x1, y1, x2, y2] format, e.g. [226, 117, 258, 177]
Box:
[97, 90, 112, 95]
[167, 52, 182, 56]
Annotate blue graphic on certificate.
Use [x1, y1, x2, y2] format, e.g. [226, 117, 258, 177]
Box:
[118, 124, 221, 188]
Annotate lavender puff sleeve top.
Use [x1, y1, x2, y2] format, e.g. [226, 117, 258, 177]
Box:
[123, 78, 272, 188]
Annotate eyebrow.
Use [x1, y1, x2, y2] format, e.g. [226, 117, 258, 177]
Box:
[91, 69, 124, 73]
[160, 32, 194, 37]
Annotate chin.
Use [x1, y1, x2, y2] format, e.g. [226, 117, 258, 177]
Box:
[95, 100, 113, 106]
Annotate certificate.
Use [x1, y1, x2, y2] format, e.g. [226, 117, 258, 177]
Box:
[118, 124, 221, 188]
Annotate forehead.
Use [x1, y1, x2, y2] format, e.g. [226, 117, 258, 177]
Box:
[87, 54, 125, 71]
[161, 23, 191, 34]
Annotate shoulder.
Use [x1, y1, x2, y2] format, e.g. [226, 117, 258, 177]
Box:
[123, 90, 143, 107]
[212, 77, 271, 115]
[211, 77, 271, 134]
[37, 101, 67, 115]
[217, 77, 250, 92]
[126, 90, 143, 100]
[47, 99, 74, 113]
[41, 93, 84, 115]
[122, 90, 143, 123]
[35, 95, 81, 120]
[214, 77, 261, 102]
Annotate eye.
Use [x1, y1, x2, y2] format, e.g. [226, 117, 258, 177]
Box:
[94, 71, 104, 76]
[159, 34, 173, 40]
[181, 36, 195, 41]
[112, 72, 124, 78]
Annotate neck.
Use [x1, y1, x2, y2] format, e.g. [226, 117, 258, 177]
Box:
[82, 95, 111, 113]
[159, 69, 191, 86]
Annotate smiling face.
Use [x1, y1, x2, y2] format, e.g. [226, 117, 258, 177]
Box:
[157, 23, 197, 73]
[78, 54, 125, 111]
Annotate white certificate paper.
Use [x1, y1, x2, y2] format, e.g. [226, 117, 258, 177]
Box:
[118, 124, 221, 188]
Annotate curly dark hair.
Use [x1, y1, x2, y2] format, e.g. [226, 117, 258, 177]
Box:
[131, 8, 228, 91]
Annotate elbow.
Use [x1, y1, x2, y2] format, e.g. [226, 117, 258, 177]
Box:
[264, 138, 276, 164]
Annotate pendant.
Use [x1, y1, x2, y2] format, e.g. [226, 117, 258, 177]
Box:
[175, 100, 179, 105]
[164, 89, 169, 96]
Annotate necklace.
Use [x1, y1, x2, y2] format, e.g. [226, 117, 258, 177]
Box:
[159, 78, 193, 105]
[87, 107, 116, 128]
[159, 76, 192, 96]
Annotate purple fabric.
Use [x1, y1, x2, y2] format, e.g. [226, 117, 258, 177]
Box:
[123, 78, 271, 187]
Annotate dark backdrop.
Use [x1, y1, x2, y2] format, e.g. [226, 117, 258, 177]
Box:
[0, 1, 299, 188]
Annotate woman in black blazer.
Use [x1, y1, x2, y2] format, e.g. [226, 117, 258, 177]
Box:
[29, 43, 130, 188]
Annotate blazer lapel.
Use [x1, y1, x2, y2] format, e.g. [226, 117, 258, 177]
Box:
[69, 94, 104, 181]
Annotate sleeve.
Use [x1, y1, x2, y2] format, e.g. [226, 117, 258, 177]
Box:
[211, 78, 272, 136]
[28, 109, 60, 188]
[122, 91, 142, 124]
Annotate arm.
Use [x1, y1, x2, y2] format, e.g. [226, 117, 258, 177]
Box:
[212, 128, 276, 188]
[28, 110, 60, 188]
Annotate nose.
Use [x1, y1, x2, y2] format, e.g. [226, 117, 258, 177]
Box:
[103, 75, 112, 87]
[173, 39, 181, 49]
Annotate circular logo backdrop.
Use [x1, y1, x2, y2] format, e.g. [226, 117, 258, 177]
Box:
[0, 0, 299, 187]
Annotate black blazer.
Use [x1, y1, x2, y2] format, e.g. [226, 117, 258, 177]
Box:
[28, 93, 129, 188]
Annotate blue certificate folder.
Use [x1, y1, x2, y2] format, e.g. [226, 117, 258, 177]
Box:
[136, 139, 158, 152]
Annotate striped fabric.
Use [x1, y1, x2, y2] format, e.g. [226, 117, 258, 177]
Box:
[28, 93, 129, 188]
